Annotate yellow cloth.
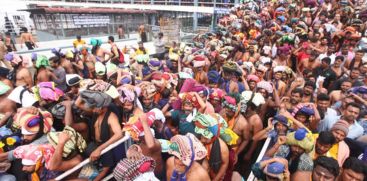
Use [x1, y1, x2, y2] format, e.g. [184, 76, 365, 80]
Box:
[73, 39, 86, 48]
[310, 133, 335, 160]
[328, 143, 339, 161]
[135, 49, 148, 55]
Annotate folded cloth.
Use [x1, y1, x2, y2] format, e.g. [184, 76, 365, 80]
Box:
[122, 112, 154, 141]
[240, 91, 265, 110]
[113, 156, 156, 181]
[247, 74, 260, 83]
[208, 70, 222, 84]
[95, 62, 106, 76]
[79, 90, 112, 108]
[168, 133, 207, 166]
[286, 128, 314, 153]
[47, 126, 87, 158]
[66, 74, 83, 86]
[148, 58, 161, 71]
[0, 81, 10, 95]
[81, 79, 119, 99]
[209, 88, 225, 100]
[118, 84, 141, 103]
[33, 82, 64, 102]
[106, 62, 118, 79]
[35, 55, 49, 68]
[13, 109, 53, 135]
[257, 81, 273, 93]
[137, 81, 157, 99]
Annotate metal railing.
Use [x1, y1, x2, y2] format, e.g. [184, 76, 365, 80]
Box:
[247, 137, 271, 181]
[55, 134, 131, 180]
[23, 0, 237, 8]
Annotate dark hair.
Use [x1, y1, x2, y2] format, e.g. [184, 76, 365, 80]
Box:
[304, 81, 316, 90]
[314, 156, 340, 177]
[291, 88, 303, 97]
[346, 102, 361, 111]
[76, 35, 81, 39]
[108, 36, 114, 42]
[342, 157, 367, 175]
[321, 57, 331, 64]
[335, 55, 345, 62]
[356, 50, 365, 54]
[158, 32, 163, 37]
[49, 56, 60, 64]
[317, 131, 336, 145]
[317, 93, 330, 101]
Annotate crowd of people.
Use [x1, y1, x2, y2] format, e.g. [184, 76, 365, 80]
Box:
[0, 0, 367, 180]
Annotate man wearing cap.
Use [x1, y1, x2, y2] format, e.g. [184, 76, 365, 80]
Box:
[65, 74, 82, 100]
[166, 133, 210, 181]
[267, 128, 315, 180]
[328, 120, 351, 166]
[74, 90, 122, 180]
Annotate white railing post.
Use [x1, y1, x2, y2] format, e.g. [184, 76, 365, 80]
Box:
[247, 137, 271, 181]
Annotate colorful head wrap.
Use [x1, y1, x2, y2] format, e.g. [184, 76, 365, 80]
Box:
[179, 92, 200, 109]
[264, 161, 286, 179]
[35, 55, 49, 68]
[90, 38, 102, 47]
[118, 84, 141, 104]
[148, 58, 161, 71]
[207, 70, 222, 84]
[168, 133, 207, 166]
[272, 115, 291, 128]
[33, 82, 64, 102]
[257, 81, 273, 94]
[222, 93, 240, 112]
[13, 109, 54, 135]
[81, 79, 119, 99]
[113, 156, 157, 181]
[0, 82, 10, 96]
[292, 104, 315, 117]
[193, 55, 207, 68]
[247, 74, 260, 83]
[13, 144, 55, 169]
[5, 53, 23, 65]
[137, 81, 157, 99]
[193, 113, 219, 139]
[223, 61, 239, 73]
[123, 111, 157, 140]
[135, 54, 150, 64]
[286, 128, 314, 153]
[209, 88, 225, 101]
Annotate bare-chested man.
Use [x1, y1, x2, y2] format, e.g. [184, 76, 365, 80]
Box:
[329, 80, 352, 105]
[298, 51, 321, 73]
[60, 53, 75, 74]
[7, 54, 33, 88]
[242, 45, 260, 63]
[166, 133, 210, 181]
[220, 94, 250, 163]
[34, 55, 51, 84]
[20, 28, 37, 50]
[273, 69, 287, 97]
[0, 82, 15, 127]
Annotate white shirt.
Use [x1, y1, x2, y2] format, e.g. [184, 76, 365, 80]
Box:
[7, 86, 37, 107]
[318, 53, 336, 65]
[317, 108, 339, 132]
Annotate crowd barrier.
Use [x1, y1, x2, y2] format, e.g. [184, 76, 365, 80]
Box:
[247, 137, 271, 181]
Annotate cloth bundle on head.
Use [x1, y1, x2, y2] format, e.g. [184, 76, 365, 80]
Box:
[13, 109, 53, 135]
[240, 91, 265, 113]
[260, 57, 271, 65]
[106, 62, 118, 79]
[0, 82, 10, 96]
[292, 104, 315, 117]
[137, 81, 157, 99]
[13, 144, 55, 171]
[35, 55, 49, 68]
[90, 38, 102, 47]
[223, 61, 239, 73]
[169, 52, 180, 62]
[331, 120, 349, 136]
[50, 103, 66, 120]
[222, 93, 241, 112]
[168, 133, 207, 166]
[118, 84, 141, 104]
[148, 58, 161, 71]
[179, 92, 200, 109]
[135, 54, 150, 64]
[273, 66, 286, 73]
[80, 90, 112, 108]
[207, 70, 223, 84]
[5, 53, 22, 65]
[81, 79, 119, 99]
[264, 161, 286, 179]
[257, 81, 273, 94]
[209, 88, 225, 101]
[193, 113, 219, 139]
[66, 74, 82, 86]
[242, 62, 255, 73]
[286, 128, 314, 153]
[122, 111, 156, 140]
[95, 62, 106, 76]
[47, 126, 87, 158]
[113, 155, 157, 181]
[33, 82, 64, 102]
[193, 55, 207, 68]
[192, 84, 211, 97]
[247, 74, 260, 83]
[179, 68, 194, 79]
[272, 114, 292, 128]
[256, 64, 268, 73]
